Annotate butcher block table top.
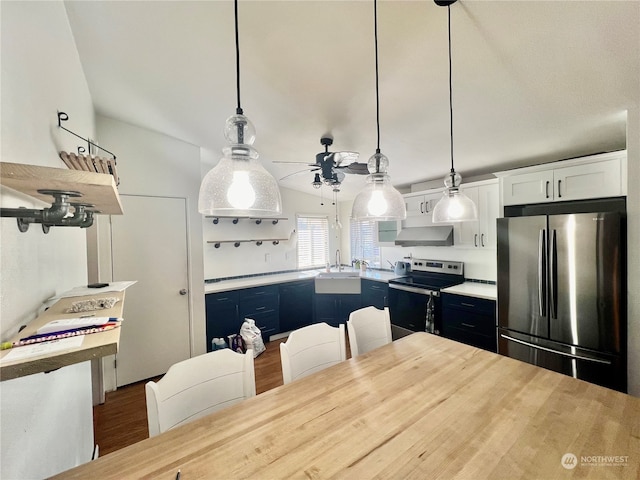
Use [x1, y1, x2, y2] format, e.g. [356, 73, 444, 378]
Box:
[55, 333, 640, 479]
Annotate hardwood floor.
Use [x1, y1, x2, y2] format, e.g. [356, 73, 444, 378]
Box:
[95, 337, 350, 456]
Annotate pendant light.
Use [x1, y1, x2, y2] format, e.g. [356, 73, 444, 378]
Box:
[432, 0, 477, 223]
[198, 0, 282, 217]
[351, 0, 406, 221]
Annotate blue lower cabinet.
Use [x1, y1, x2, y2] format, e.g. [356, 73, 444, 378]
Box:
[279, 280, 314, 333]
[315, 294, 361, 327]
[238, 285, 279, 344]
[441, 293, 497, 352]
[205, 291, 240, 352]
[361, 279, 388, 309]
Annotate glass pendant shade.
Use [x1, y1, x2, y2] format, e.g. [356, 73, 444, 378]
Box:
[198, 115, 282, 217]
[351, 152, 406, 220]
[432, 171, 478, 223]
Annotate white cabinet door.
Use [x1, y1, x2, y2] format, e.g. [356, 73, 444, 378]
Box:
[453, 182, 499, 249]
[553, 158, 622, 201]
[502, 170, 554, 206]
[402, 190, 445, 227]
[478, 183, 500, 249]
[404, 194, 425, 217]
[453, 186, 479, 247]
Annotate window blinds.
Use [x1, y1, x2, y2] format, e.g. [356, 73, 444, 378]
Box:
[297, 216, 329, 268]
[350, 220, 381, 267]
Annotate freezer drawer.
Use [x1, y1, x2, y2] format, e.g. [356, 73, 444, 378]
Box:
[498, 328, 626, 392]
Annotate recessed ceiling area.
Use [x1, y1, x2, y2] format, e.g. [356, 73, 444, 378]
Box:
[63, 0, 639, 199]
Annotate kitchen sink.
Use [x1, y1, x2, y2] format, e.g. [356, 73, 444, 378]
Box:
[315, 272, 361, 294]
[316, 271, 361, 279]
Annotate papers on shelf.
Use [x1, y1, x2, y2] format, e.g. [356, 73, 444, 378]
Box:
[1, 337, 84, 363]
[48, 281, 137, 300]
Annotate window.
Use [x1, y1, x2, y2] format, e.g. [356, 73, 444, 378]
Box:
[296, 215, 329, 268]
[350, 220, 380, 268]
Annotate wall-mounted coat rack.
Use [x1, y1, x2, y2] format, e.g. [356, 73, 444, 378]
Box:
[206, 216, 288, 225]
[57, 111, 120, 185]
[207, 238, 289, 248]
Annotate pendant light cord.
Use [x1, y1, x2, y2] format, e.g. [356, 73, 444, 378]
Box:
[374, 0, 381, 155]
[447, 4, 454, 174]
[234, 0, 243, 115]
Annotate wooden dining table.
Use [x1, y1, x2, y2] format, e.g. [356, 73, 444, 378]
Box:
[55, 332, 640, 479]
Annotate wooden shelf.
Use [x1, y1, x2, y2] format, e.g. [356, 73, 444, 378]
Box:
[0, 291, 125, 381]
[0, 162, 123, 215]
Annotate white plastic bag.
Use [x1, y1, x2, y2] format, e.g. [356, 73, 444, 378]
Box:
[240, 318, 266, 358]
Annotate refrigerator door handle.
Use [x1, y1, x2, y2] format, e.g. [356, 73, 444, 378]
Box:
[499, 334, 612, 365]
[538, 229, 547, 316]
[550, 229, 558, 319]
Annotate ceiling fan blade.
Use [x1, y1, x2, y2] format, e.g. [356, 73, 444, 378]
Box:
[278, 168, 319, 181]
[332, 151, 359, 165]
[340, 162, 370, 175]
[273, 161, 319, 166]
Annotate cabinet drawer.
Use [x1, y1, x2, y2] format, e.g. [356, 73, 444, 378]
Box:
[442, 294, 495, 316]
[443, 310, 495, 337]
[247, 311, 279, 341]
[444, 326, 496, 352]
[206, 291, 239, 307]
[239, 295, 279, 316]
[238, 285, 278, 300]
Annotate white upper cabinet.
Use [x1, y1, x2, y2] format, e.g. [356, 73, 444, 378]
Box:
[498, 151, 626, 206]
[454, 180, 500, 249]
[403, 189, 445, 227]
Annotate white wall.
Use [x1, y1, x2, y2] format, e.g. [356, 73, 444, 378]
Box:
[0, 1, 96, 476]
[202, 181, 342, 279]
[94, 116, 206, 357]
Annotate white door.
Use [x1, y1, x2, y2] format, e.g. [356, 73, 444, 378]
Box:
[111, 195, 191, 387]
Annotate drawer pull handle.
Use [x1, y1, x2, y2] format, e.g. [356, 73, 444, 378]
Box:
[461, 302, 475, 307]
[461, 323, 476, 328]
[255, 306, 266, 311]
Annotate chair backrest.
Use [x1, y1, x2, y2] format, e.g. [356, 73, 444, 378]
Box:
[347, 306, 392, 357]
[145, 349, 255, 437]
[280, 322, 346, 384]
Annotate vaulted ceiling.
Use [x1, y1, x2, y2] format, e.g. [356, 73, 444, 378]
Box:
[64, 0, 639, 199]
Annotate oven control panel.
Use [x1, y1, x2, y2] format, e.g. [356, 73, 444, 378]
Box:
[410, 259, 464, 276]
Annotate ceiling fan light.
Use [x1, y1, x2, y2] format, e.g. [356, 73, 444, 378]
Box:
[312, 173, 322, 189]
[351, 173, 406, 221]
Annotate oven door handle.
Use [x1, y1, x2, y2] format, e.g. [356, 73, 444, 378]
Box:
[389, 283, 439, 297]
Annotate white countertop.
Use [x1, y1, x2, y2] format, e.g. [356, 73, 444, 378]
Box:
[440, 282, 497, 301]
[205, 269, 400, 294]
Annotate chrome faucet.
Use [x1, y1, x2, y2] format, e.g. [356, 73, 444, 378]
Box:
[335, 249, 342, 272]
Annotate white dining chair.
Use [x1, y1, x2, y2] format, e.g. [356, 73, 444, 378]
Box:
[145, 348, 255, 437]
[280, 322, 346, 384]
[347, 306, 392, 357]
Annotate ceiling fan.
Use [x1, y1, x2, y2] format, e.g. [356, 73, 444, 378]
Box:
[277, 135, 368, 188]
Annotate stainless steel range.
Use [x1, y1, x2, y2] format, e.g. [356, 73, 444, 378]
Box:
[388, 259, 464, 339]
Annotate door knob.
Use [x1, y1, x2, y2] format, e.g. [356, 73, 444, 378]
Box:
[179, 289, 188, 295]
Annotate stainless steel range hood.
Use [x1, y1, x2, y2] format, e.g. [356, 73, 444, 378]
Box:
[394, 226, 454, 247]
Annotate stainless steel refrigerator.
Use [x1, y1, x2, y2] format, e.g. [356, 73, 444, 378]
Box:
[497, 212, 626, 392]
